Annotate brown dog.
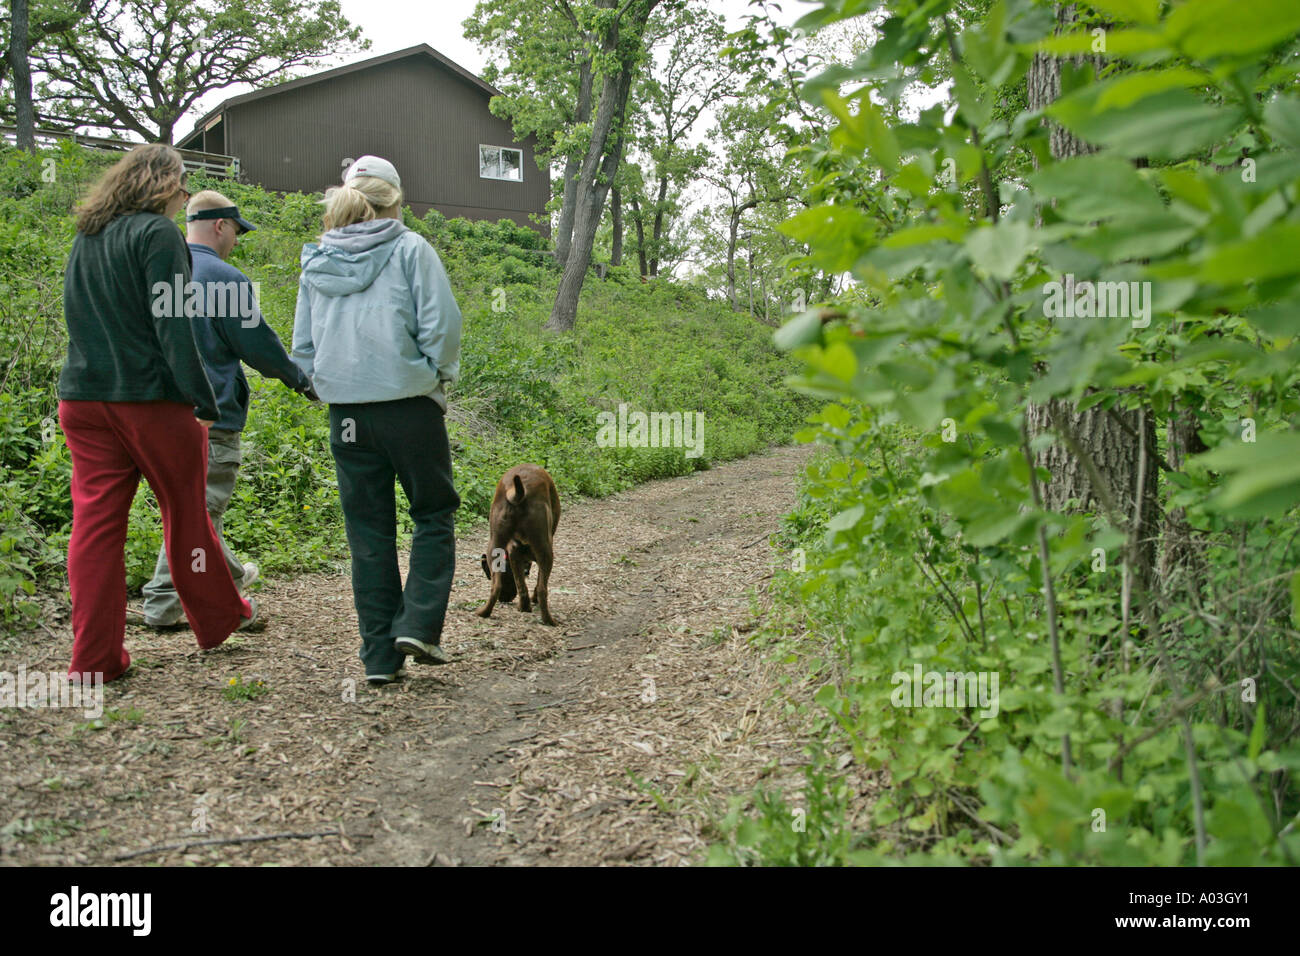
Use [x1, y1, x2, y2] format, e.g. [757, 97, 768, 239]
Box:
[477, 464, 559, 626]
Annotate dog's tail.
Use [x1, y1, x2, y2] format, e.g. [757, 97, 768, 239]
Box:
[507, 474, 526, 506]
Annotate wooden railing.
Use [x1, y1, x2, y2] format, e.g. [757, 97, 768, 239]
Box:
[0, 125, 239, 178]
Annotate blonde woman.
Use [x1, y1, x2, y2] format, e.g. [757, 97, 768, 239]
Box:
[292, 156, 463, 685]
[59, 144, 258, 683]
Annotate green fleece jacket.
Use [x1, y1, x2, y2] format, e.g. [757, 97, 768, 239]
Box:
[59, 211, 219, 422]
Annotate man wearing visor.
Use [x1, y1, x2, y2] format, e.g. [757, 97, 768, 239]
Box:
[132, 190, 318, 629]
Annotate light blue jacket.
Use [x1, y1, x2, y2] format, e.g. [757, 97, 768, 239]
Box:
[292, 219, 461, 410]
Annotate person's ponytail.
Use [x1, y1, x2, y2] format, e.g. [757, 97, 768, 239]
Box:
[321, 176, 403, 232]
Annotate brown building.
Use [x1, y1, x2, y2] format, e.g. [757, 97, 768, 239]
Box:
[177, 44, 550, 236]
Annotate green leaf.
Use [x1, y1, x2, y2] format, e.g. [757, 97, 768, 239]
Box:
[952, 66, 993, 128]
[1028, 154, 1164, 222]
[1049, 88, 1244, 161]
[1073, 214, 1197, 262]
[1093, 68, 1208, 111]
[1263, 96, 1300, 151]
[1035, 28, 1166, 57]
[779, 205, 878, 272]
[827, 504, 865, 534]
[821, 89, 899, 171]
[1244, 297, 1300, 338]
[960, 2, 1017, 89]
[981, 417, 1022, 446]
[965, 221, 1033, 281]
[1198, 222, 1300, 284]
[893, 161, 933, 195]
[774, 310, 823, 351]
[1197, 431, 1300, 517]
[1247, 702, 1267, 761]
[819, 342, 858, 383]
[1165, 0, 1300, 60]
[882, 222, 968, 247]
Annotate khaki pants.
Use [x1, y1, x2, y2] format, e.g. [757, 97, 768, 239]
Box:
[141, 428, 247, 625]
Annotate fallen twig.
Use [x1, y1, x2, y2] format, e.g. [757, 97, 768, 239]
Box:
[112, 829, 340, 861]
[513, 697, 579, 713]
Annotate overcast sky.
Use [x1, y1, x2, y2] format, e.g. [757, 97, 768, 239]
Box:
[183, 0, 814, 137]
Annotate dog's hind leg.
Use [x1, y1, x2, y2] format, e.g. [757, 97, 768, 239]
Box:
[533, 542, 556, 626]
[477, 542, 507, 619]
[507, 541, 532, 613]
[476, 575, 502, 618]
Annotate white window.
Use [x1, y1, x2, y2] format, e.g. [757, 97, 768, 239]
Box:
[479, 145, 523, 181]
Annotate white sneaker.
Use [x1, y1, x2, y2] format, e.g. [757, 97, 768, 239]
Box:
[236, 597, 266, 632]
[240, 562, 260, 591]
[366, 667, 407, 687]
[394, 636, 450, 665]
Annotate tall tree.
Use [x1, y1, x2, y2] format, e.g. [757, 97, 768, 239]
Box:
[703, 99, 801, 311]
[1024, 3, 1160, 585]
[1, 0, 92, 149]
[609, 183, 623, 265]
[705, 3, 837, 310]
[545, 0, 662, 331]
[466, 0, 666, 326]
[7, 0, 34, 150]
[465, 0, 593, 262]
[32, 0, 365, 143]
[622, 3, 732, 278]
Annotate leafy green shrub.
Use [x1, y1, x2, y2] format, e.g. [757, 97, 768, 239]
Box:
[718, 0, 1300, 866]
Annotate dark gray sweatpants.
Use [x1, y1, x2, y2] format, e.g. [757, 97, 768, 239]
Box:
[329, 396, 460, 676]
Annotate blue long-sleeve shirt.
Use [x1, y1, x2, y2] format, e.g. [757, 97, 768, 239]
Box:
[190, 242, 313, 431]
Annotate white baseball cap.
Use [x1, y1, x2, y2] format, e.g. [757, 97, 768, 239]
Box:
[344, 155, 401, 190]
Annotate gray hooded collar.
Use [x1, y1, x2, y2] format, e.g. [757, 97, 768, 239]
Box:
[320, 217, 408, 252]
[300, 217, 410, 297]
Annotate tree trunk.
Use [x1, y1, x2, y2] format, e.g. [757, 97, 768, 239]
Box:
[726, 208, 740, 310]
[746, 239, 754, 318]
[10, 0, 36, 152]
[1158, 399, 1209, 590]
[605, 124, 628, 270]
[554, 55, 594, 265]
[610, 186, 623, 266]
[546, 18, 642, 332]
[648, 174, 669, 277]
[629, 193, 648, 277]
[1025, 3, 1160, 582]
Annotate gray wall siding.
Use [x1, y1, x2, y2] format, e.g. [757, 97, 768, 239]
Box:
[226, 56, 550, 235]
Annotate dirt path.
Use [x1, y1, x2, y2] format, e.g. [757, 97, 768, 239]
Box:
[0, 443, 819, 866]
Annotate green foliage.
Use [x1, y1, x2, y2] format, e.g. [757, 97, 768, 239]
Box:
[720, 0, 1300, 865]
[0, 390, 69, 630]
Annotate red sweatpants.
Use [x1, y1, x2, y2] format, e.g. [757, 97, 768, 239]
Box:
[58, 400, 251, 681]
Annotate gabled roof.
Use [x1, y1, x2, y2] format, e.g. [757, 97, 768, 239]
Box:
[179, 44, 500, 144]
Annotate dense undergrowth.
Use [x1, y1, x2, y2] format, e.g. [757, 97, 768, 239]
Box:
[708, 0, 1300, 866]
[0, 142, 812, 638]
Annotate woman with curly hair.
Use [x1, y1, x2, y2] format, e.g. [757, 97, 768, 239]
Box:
[59, 143, 259, 683]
